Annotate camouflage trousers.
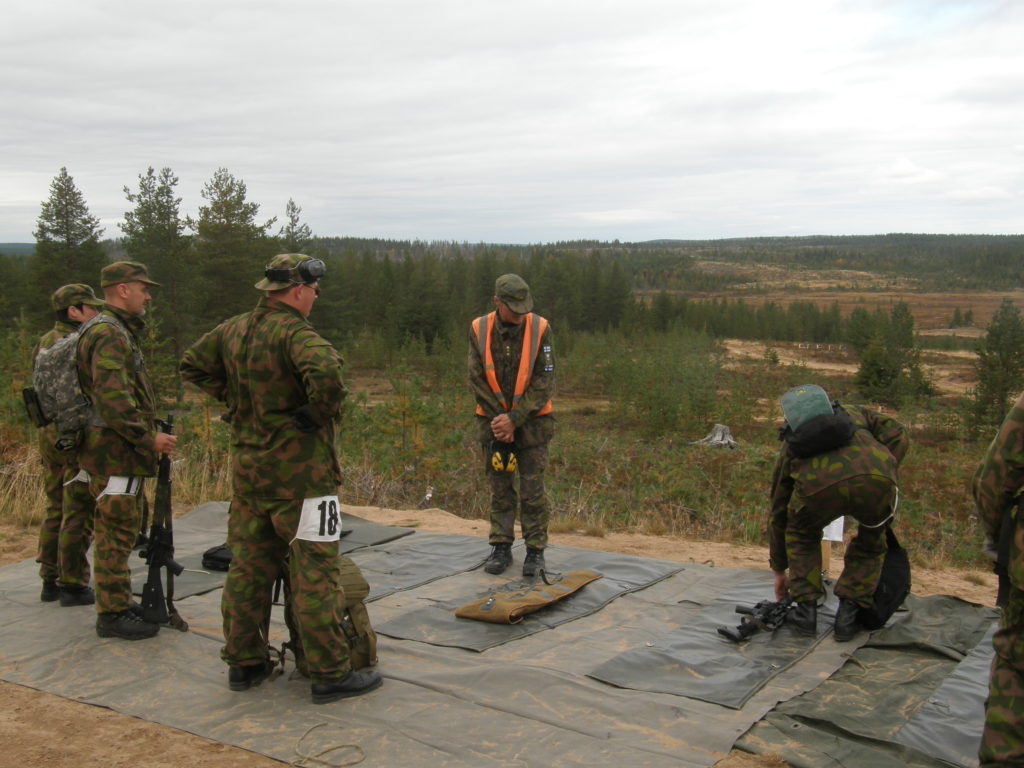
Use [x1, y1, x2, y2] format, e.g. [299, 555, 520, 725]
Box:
[786, 475, 895, 606]
[88, 474, 143, 613]
[37, 460, 94, 587]
[980, 585, 1024, 767]
[221, 496, 351, 684]
[482, 442, 549, 549]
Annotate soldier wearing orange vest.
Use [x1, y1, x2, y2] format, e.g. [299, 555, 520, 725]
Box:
[468, 274, 555, 577]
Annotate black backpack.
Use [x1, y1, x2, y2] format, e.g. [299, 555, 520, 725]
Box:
[858, 526, 911, 630]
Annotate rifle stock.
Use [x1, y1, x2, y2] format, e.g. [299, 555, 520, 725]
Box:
[140, 415, 188, 630]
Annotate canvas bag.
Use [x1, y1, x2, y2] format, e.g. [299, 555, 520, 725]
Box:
[283, 555, 378, 675]
[858, 526, 911, 630]
[455, 570, 602, 624]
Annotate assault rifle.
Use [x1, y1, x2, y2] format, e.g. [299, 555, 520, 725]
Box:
[717, 597, 793, 643]
[140, 415, 188, 631]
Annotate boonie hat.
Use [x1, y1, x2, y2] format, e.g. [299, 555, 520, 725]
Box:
[495, 273, 533, 314]
[101, 261, 160, 288]
[51, 283, 104, 311]
[255, 253, 323, 291]
[780, 384, 834, 431]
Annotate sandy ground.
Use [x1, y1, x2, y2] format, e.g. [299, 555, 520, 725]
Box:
[0, 504, 995, 768]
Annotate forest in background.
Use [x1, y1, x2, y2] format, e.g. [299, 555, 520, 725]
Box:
[1, 165, 1023, 570]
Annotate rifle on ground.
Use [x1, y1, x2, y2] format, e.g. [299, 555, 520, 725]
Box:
[140, 415, 188, 631]
[717, 597, 793, 643]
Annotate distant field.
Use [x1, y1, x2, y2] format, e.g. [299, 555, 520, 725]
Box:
[675, 259, 1024, 329]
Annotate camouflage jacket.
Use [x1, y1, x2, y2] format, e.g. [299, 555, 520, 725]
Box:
[180, 297, 345, 499]
[468, 312, 555, 449]
[75, 306, 158, 477]
[769, 403, 909, 572]
[973, 390, 1024, 589]
[33, 320, 79, 468]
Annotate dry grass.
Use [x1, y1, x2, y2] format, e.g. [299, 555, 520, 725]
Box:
[0, 445, 47, 527]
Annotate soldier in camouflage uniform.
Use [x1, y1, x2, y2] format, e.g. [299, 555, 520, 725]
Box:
[468, 274, 555, 577]
[974, 390, 1024, 767]
[769, 385, 908, 640]
[77, 262, 177, 640]
[34, 284, 103, 606]
[180, 254, 382, 703]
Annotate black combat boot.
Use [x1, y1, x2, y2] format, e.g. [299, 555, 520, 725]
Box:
[483, 543, 513, 575]
[40, 581, 60, 602]
[311, 668, 383, 704]
[96, 609, 160, 640]
[834, 598, 863, 642]
[522, 547, 545, 577]
[59, 585, 95, 607]
[790, 601, 817, 635]
[228, 659, 275, 691]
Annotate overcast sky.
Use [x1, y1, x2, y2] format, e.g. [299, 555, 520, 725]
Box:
[2, 0, 1022, 244]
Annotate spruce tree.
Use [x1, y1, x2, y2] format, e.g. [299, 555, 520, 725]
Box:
[971, 299, 1024, 430]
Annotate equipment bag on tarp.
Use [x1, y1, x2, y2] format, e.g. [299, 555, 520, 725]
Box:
[858, 526, 911, 630]
[455, 570, 602, 624]
[283, 555, 378, 675]
[202, 543, 232, 571]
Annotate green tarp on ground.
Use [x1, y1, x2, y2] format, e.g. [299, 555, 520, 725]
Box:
[0, 504, 997, 768]
[735, 595, 998, 768]
[589, 580, 845, 708]
[374, 548, 683, 650]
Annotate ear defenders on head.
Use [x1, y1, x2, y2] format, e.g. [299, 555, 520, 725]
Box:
[264, 258, 326, 285]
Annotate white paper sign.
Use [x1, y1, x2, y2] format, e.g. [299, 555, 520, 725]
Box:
[294, 495, 343, 542]
[97, 475, 143, 499]
[822, 517, 845, 542]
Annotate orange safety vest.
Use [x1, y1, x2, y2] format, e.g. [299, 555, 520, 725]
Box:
[473, 311, 553, 418]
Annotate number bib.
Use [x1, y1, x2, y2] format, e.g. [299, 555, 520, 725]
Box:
[294, 495, 343, 542]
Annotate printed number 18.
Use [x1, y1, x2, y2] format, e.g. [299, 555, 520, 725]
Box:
[317, 498, 339, 537]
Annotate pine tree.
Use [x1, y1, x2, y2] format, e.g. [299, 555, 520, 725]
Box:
[121, 167, 193, 363]
[188, 168, 277, 327]
[30, 167, 107, 323]
[277, 198, 314, 253]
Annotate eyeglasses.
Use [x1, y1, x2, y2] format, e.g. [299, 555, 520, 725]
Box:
[308, 283, 321, 297]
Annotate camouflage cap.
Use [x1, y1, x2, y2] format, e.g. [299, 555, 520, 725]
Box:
[495, 273, 533, 314]
[100, 260, 160, 288]
[780, 384, 834, 431]
[50, 283, 104, 311]
[254, 253, 323, 291]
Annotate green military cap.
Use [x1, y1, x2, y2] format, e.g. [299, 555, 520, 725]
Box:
[50, 283, 104, 311]
[100, 260, 160, 288]
[495, 273, 533, 314]
[780, 384, 834, 431]
[254, 253, 326, 291]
